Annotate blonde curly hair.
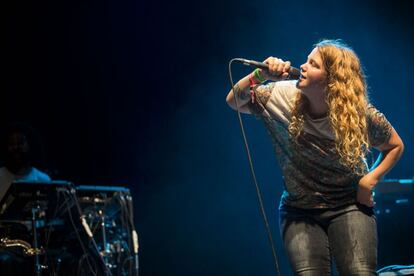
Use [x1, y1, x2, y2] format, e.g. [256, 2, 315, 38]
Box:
[288, 39, 369, 174]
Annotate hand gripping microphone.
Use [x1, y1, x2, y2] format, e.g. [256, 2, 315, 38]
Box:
[234, 58, 300, 80]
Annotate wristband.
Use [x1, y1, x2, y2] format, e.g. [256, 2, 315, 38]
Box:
[253, 68, 266, 83]
[248, 73, 257, 103]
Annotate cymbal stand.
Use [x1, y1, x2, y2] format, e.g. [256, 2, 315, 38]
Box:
[31, 203, 46, 276]
[99, 209, 111, 269]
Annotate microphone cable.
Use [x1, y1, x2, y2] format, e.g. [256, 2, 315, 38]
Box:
[227, 58, 281, 276]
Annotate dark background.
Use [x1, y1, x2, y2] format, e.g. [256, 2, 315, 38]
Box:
[4, 0, 414, 275]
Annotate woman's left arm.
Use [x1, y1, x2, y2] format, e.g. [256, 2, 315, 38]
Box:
[357, 127, 404, 206]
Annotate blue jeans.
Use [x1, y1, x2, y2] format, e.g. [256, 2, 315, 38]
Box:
[279, 203, 377, 276]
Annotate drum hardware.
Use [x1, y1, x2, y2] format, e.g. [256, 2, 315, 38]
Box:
[76, 185, 138, 275]
[0, 181, 73, 275]
[0, 237, 44, 256]
[82, 202, 127, 273]
[32, 203, 47, 275]
[0, 182, 139, 275]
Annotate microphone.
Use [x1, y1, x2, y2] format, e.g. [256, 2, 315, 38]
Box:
[234, 58, 300, 80]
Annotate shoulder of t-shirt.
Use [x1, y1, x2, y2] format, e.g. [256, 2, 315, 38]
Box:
[32, 167, 52, 181]
[0, 167, 10, 180]
[366, 103, 393, 147]
[366, 103, 388, 120]
[274, 79, 298, 89]
[366, 103, 376, 112]
[269, 80, 299, 105]
[249, 80, 299, 116]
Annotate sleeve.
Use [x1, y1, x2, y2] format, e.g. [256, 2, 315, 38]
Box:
[366, 104, 393, 147]
[247, 82, 275, 116]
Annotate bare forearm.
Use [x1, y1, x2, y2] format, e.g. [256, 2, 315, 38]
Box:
[225, 74, 253, 112]
[370, 144, 404, 180]
[357, 129, 404, 207]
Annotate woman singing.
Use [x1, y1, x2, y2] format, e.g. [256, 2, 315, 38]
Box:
[226, 39, 404, 275]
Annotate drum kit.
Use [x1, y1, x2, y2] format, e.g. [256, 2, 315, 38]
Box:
[0, 181, 139, 276]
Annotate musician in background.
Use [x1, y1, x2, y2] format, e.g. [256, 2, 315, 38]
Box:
[0, 122, 51, 275]
[0, 122, 51, 201]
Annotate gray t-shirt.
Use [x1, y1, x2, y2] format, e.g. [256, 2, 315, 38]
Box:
[248, 80, 392, 209]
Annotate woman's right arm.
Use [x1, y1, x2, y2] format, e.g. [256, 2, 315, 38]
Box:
[225, 74, 255, 114]
[225, 57, 292, 114]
